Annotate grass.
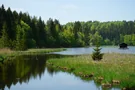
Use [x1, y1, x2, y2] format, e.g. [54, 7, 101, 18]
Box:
[47, 53, 135, 89]
[17, 48, 66, 55]
[0, 48, 14, 54]
[0, 48, 65, 61]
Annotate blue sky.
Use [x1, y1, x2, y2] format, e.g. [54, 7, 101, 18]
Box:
[1, 0, 135, 24]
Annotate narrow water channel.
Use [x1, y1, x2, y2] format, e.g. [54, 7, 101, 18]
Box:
[0, 54, 120, 90]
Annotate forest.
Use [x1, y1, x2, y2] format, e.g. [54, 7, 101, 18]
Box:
[0, 4, 135, 50]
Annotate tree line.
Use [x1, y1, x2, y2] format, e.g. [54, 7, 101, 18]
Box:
[0, 4, 135, 50]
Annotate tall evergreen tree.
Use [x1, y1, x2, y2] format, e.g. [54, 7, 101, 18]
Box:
[0, 4, 6, 36]
[0, 22, 9, 48]
[37, 17, 46, 47]
[92, 42, 103, 61]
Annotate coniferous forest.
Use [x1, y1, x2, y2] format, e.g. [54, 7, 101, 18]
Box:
[0, 4, 135, 50]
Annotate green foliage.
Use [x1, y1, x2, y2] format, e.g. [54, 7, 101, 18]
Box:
[92, 43, 103, 61]
[1, 5, 135, 50]
[15, 20, 31, 50]
[60, 28, 74, 47]
[123, 34, 135, 45]
[104, 38, 111, 45]
[0, 23, 9, 48]
[47, 54, 135, 88]
[27, 39, 36, 48]
[90, 31, 103, 45]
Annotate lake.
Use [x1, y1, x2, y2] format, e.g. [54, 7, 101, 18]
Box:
[0, 54, 121, 90]
[51, 46, 135, 55]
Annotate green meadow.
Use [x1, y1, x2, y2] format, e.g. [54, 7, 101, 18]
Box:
[47, 53, 135, 89]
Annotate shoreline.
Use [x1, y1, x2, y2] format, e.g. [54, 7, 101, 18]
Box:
[0, 48, 66, 62]
[46, 53, 135, 89]
[0, 48, 135, 89]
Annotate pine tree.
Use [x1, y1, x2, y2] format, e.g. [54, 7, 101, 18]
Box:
[0, 22, 9, 48]
[92, 43, 103, 61]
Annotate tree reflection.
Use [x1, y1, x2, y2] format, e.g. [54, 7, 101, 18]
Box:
[0, 54, 109, 90]
[0, 54, 51, 89]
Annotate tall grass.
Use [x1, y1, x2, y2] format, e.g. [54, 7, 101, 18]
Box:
[0, 48, 13, 54]
[0, 48, 65, 60]
[47, 53, 135, 89]
[25, 48, 66, 53]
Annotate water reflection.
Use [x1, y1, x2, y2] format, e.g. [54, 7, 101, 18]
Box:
[0, 54, 120, 90]
[0, 55, 48, 90]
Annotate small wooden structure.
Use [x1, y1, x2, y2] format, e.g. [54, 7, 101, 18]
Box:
[119, 43, 128, 49]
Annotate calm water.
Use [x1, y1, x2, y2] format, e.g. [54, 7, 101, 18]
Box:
[0, 54, 120, 90]
[51, 46, 135, 55]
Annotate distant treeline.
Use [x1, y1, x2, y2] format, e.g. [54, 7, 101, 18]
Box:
[0, 4, 135, 50]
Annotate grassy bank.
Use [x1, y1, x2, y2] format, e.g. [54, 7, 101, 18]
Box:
[47, 53, 135, 89]
[0, 48, 65, 61]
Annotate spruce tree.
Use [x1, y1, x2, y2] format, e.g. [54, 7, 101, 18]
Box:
[0, 23, 9, 48]
[92, 42, 103, 61]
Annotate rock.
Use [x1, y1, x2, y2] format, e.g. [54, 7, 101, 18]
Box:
[88, 73, 94, 77]
[102, 83, 112, 88]
[112, 80, 120, 84]
[78, 72, 83, 75]
[62, 67, 68, 71]
[98, 76, 104, 82]
[122, 88, 126, 90]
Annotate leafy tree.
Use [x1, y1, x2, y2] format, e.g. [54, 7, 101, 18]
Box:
[46, 18, 56, 47]
[123, 34, 135, 45]
[104, 38, 111, 45]
[54, 19, 61, 47]
[15, 20, 31, 50]
[76, 32, 85, 46]
[90, 31, 103, 45]
[73, 21, 82, 40]
[120, 34, 124, 43]
[60, 27, 74, 47]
